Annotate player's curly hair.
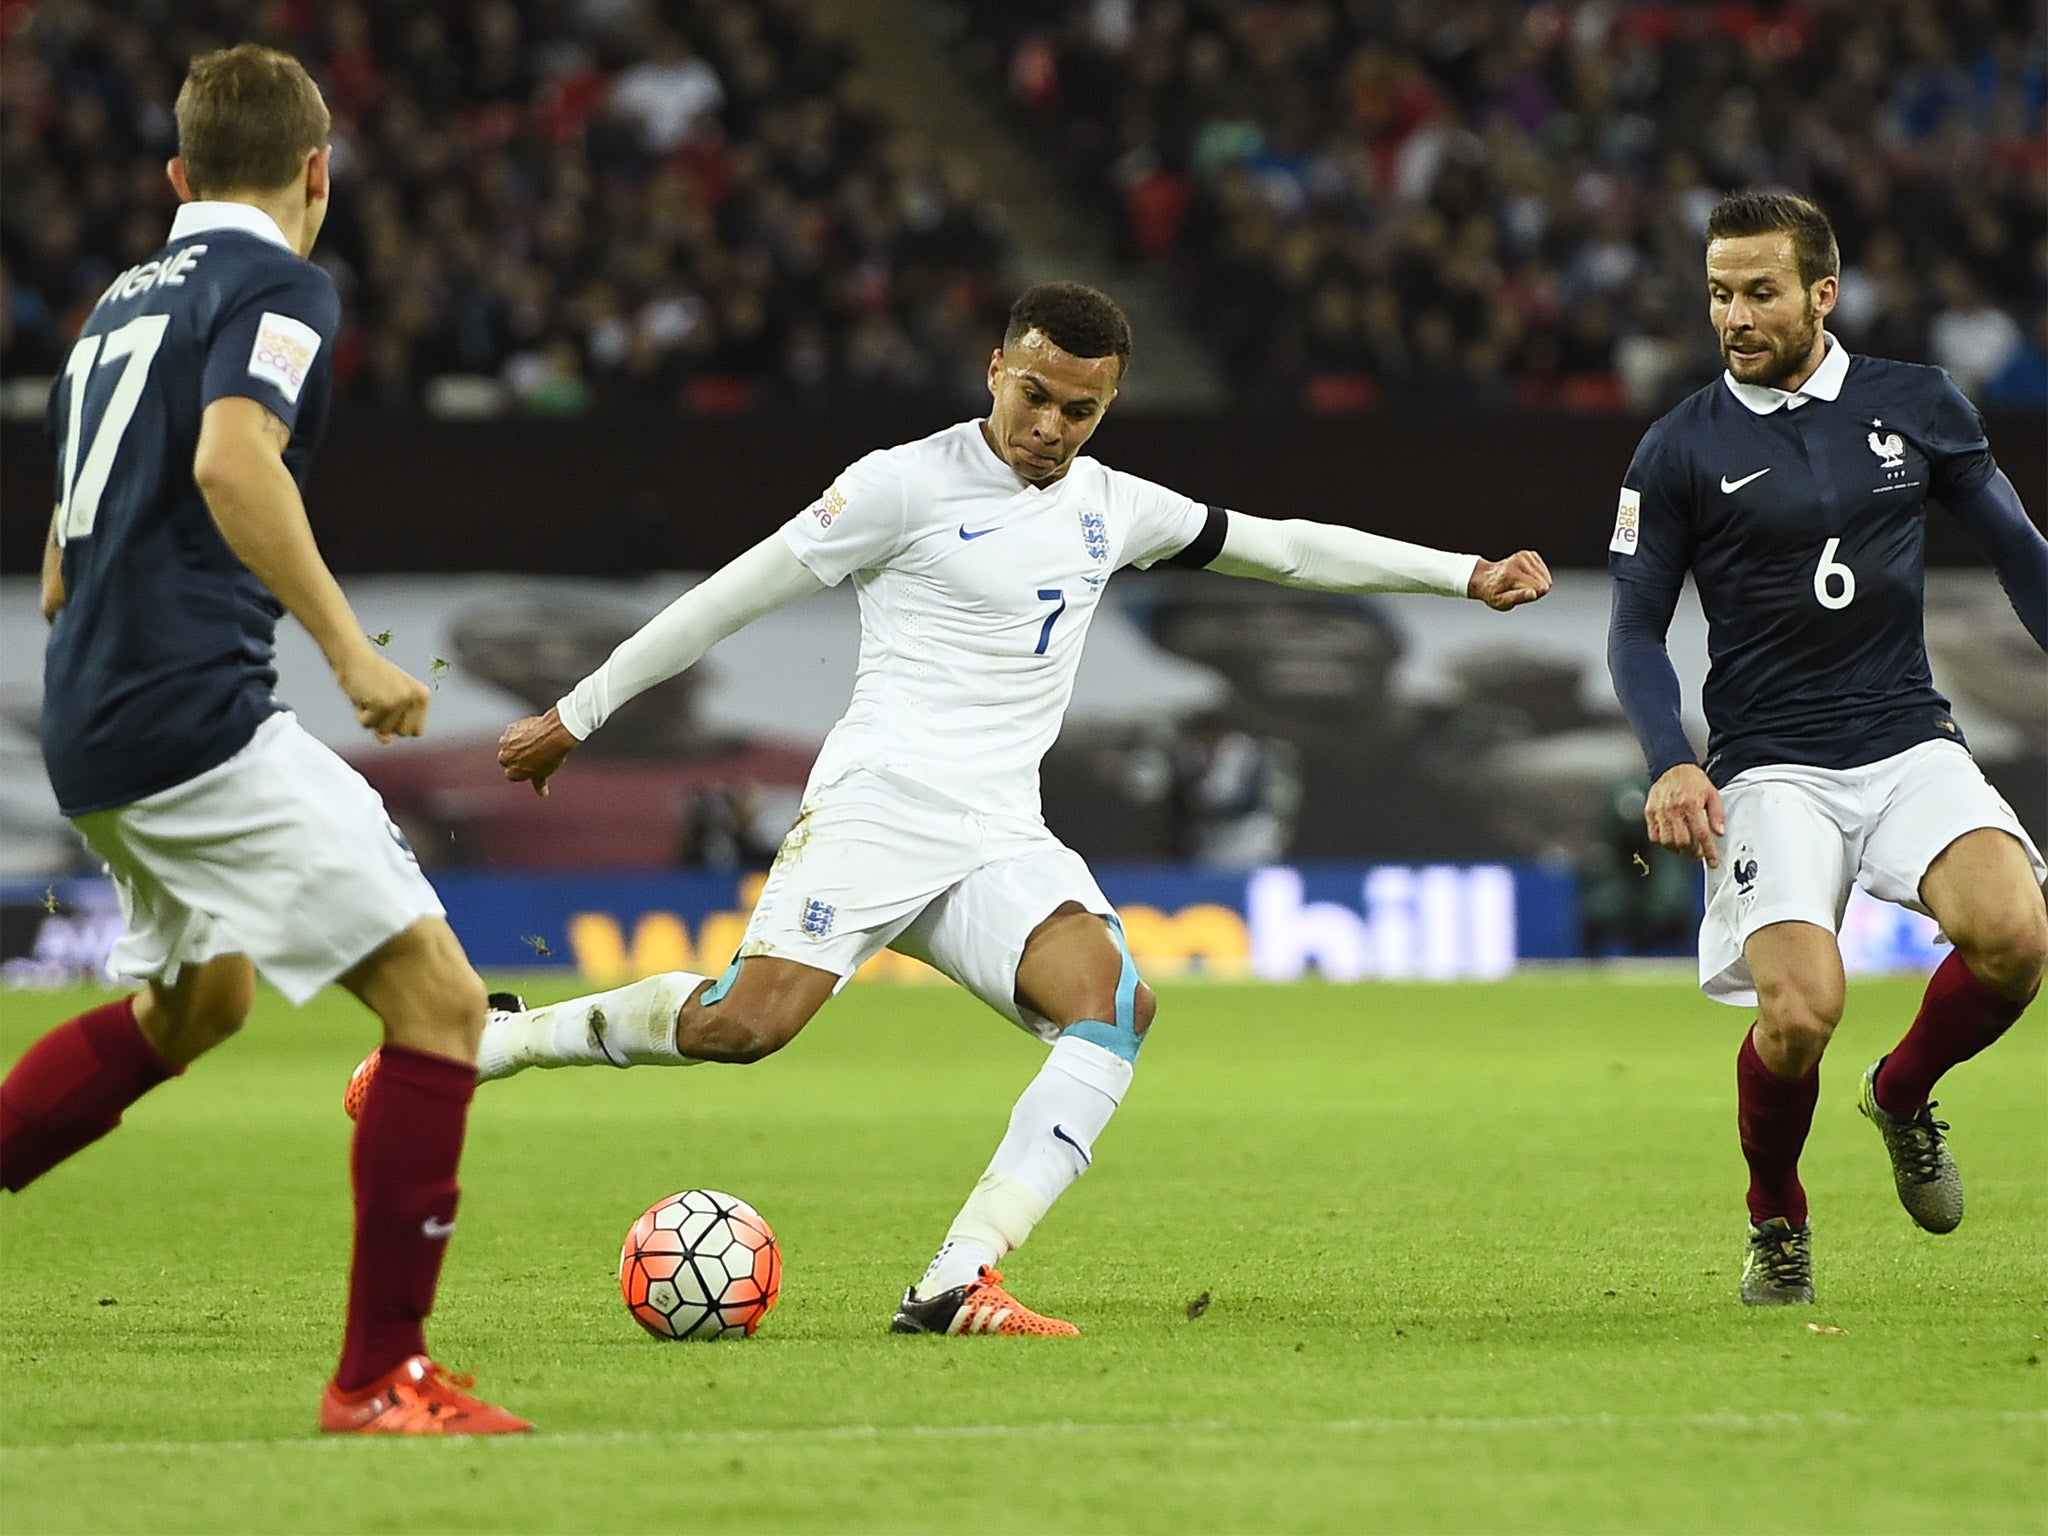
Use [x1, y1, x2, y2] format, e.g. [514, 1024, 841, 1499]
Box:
[176, 45, 331, 196]
[1004, 283, 1133, 373]
[1705, 191, 1840, 288]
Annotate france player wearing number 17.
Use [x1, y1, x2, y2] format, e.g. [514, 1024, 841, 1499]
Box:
[1, 47, 526, 1433]
[351, 282, 1553, 1336]
[1606, 192, 2048, 1307]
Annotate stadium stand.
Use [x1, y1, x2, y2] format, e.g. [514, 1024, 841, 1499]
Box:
[942, 0, 2048, 411]
[1, 0, 1011, 413]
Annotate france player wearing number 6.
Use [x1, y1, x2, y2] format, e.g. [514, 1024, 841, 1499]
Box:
[2, 47, 527, 1433]
[347, 281, 1553, 1336]
[1606, 191, 2048, 1307]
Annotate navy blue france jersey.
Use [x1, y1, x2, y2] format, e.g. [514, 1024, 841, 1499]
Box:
[1609, 341, 1995, 786]
[42, 202, 338, 816]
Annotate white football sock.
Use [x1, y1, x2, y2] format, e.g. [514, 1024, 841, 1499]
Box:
[917, 1033, 1134, 1296]
[476, 972, 706, 1082]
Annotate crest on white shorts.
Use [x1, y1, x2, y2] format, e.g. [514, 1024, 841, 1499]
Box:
[1732, 844, 1759, 908]
[800, 898, 836, 938]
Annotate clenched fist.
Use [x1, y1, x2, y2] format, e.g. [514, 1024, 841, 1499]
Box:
[1468, 550, 1553, 611]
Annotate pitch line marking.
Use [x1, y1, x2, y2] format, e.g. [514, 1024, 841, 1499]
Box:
[3, 1408, 2042, 1460]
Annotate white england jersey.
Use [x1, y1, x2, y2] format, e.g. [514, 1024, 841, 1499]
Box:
[779, 421, 1208, 820]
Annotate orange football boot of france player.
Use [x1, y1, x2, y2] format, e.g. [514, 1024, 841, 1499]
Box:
[342, 1048, 379, 1121]
[890, 1266, 1079, 1336]
[319, 1355, 531, 1435]
[344, 992, 525, 1121]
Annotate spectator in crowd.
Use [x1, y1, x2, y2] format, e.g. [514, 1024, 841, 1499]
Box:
[1, 0, 1011, 414]
[948, 0, 2045, 412]
[677, 781, 780, 872]
[1167, 713, 1299, 868]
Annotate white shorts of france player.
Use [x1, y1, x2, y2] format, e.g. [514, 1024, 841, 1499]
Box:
[737, 768, 1114, 1042]
[71, 713, 445, 1005]
[1700, 738, 2045, 1007]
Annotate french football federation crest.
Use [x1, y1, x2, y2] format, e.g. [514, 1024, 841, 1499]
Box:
[1866, 429, 1906, 469]
[1730, 843, 1760, 910]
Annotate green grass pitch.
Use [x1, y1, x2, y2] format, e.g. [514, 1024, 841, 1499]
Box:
[2, 973, 2043, 1534]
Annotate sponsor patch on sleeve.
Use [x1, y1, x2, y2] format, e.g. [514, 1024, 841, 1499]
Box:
[807, 483, 848, 530]
[247, 311, 322, 404]
[1609, 487, 1641, 556]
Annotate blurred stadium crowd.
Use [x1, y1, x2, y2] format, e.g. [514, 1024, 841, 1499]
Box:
[1, 0, 1011, 413]
[952, 0, 2047, 410]
[3, 0, 2043, 416]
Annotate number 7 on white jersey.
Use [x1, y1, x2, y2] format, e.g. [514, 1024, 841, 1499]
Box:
[1034, 588, 1066, 654]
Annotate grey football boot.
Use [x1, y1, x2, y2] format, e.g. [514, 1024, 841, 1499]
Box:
[1741, 1217, 1813, 1306]
[1857, 1058, 1962, 1234]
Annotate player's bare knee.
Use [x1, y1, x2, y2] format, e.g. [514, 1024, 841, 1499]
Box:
[1755, 976, 1840, 1058]
[441, 966, 491, 1048]
[1132, 982, 1157, 1037]
[138, 959, 255, 1066]
[1959, 910, 2048, 1002]
[390, 960, 486, 1055]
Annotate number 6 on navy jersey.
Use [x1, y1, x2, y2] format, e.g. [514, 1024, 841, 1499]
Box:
[1812, 537, 1856, 610]
[56, 313, 170, 545]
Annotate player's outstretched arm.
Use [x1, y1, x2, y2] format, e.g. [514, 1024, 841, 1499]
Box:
[1203, 512, 1551, 609]
[40, 509, 64, 623]
[193, 396, 428, 742]
[499, 534, 825, 796]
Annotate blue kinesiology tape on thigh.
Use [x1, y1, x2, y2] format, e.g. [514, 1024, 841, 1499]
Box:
[699, 959, 742, 1007]
[1064, 912, 1144, 1062]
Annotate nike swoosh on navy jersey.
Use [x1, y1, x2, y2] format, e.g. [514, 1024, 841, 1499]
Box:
[958, 524, 1000, 540]
[1719, 469, 1771, 493]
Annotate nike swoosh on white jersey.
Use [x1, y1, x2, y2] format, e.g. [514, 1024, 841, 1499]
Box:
[1719, 469, 1771, 493]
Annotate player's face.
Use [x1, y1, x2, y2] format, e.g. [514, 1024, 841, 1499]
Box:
[983, 330, 1120, 484]
[1706, 234, 1837, 389]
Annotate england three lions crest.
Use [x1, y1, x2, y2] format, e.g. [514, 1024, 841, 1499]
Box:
[1078, 506, 1109, 565]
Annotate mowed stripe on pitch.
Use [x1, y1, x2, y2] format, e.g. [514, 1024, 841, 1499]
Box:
[4, 1407, 2042, 1459]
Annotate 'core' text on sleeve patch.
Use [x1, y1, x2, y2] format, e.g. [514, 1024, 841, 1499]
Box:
[806, 483, 848, 529]
[1610, 487, 1641, 555]
[248, 311, 322, 404]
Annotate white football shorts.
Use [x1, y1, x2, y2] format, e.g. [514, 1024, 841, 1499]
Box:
[737, 768, 1114, 1040]
[71, 713, 445, 1005]
[1700, 738, 2045, 1006]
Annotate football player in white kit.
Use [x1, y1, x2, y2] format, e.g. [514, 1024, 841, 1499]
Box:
[352, 284, 1553, 1335]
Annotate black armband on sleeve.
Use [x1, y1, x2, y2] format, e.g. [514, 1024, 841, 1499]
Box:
[1163, 504, 1230, 569]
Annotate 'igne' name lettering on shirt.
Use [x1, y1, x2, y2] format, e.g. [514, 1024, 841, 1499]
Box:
[99, 245, 208, 305]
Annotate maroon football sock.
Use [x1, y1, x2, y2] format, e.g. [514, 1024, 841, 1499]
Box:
[0, 996, 178, 1193]
[1736, 1026, 1818, 1226]
[335, 1044, 476, 1391]
[1874, 950, 2028, 1119]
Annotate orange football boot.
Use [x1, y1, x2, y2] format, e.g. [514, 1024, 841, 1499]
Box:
[342, 1048, 379, 1122]
[345, 993, 525, 1120]
[319, 1355, 531, 1435]
[890, 1266, 1079, 1336]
